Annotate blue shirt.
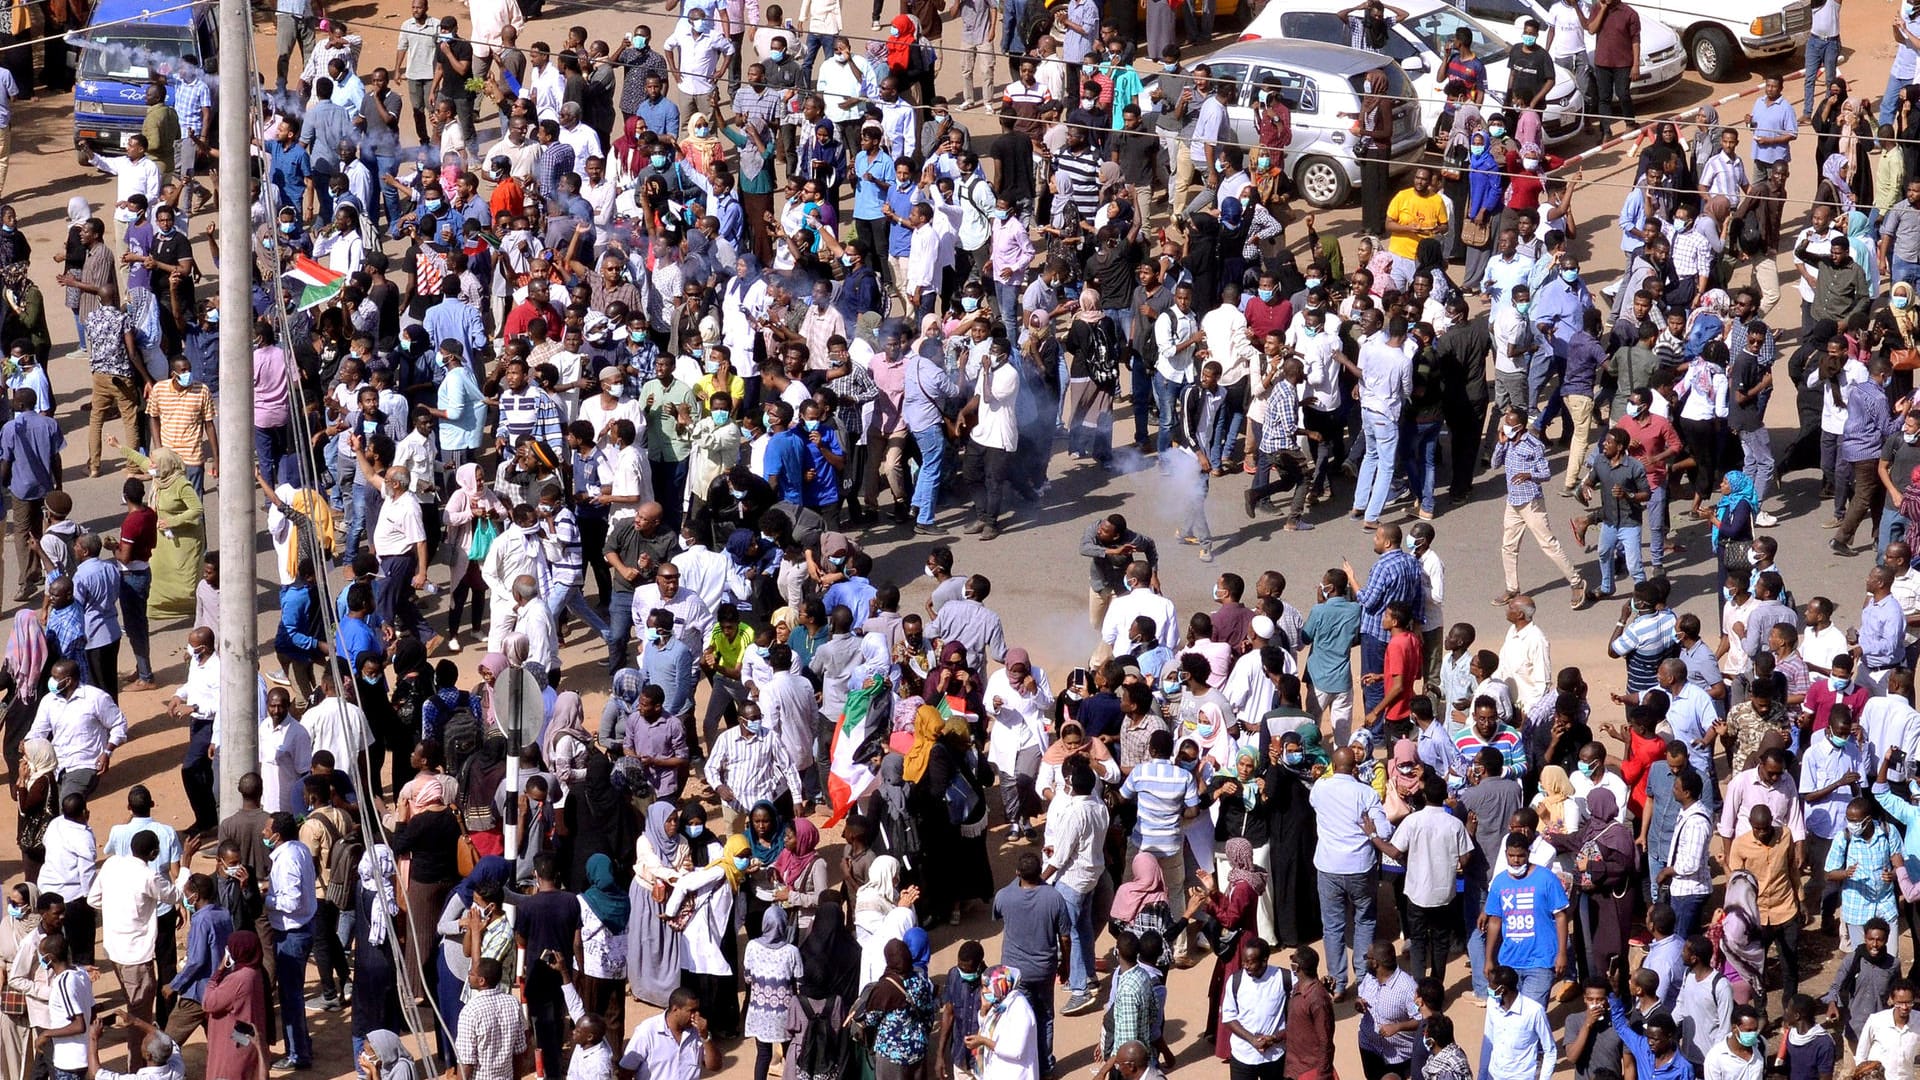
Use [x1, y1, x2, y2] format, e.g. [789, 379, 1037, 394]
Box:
[1356, 549, 1424, 640]
[1841, 380, 1895, 464]
[1619, 186, 1649, 254]
[1301, 597, 1361, 689]
[886, 184, 917, 256]
[1118, 758, 1199, 856]
[0, 410, 62, 500]
[267, 139, 313, 210]
[1488, 863, 1569, 970]
[853, 150, 896, 220]
[436, 363, 487, 451]
[632, 96, 680, 141]
[70, 557, 122, 649]
[276, 582, 325, 658]
[1658, 682, 1719, 776]
[640, 638, 697, 715]
[335, 613, 385, 674]
[824, 576, 877, 630]
[801, 426, 844, 508]
[1609, 995, 1697, 1080]
[168, 903, 232, 1003]
[1749, 96, 1798, 163]
[423, 297, 487, 363]
[301, 100, 357, 169]
[1860, 595, 1906, 668]
[762, 429, 810, 505]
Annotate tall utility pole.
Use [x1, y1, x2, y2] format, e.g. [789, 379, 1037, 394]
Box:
[215, 0, 258, 816]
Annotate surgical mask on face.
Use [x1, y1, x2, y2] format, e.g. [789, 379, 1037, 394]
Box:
[743, 716, 765, 734]
[279, 221, 298, 235]
[1831, 675, 1852, 691]
[362, 673, 381, 686]
[1522, 155, 1541, 170]
[768, 49, 784, 61]
[263, 835, 277, 850]
[754, 645, 772, 658]
[992, 208, 1009, 221]
[1847, 818, 1870, 837]
[607, 382, 626, 398]
[802, 418, 820, 433]
[1194, 721, 1215, 739]
[1577, 761, 1596, 777]
[1283, 750, 1304, 766]
[1257, 155, 1271, 170]
[961, 296, 980, 312]
[1489, 125, 1506, 138]
[647, 628, 667, 644]
[924, 565, 936, 579]
[1521, 33, 1536, 45]
[889, 25, 899, 35]
[46, 678, 60, 696]
[684, 822, 704, 837]
[1515, 301, 1531, 315]
[1628, 402, 1648, 418]
[1258, 287, 1276, 302]
[693, 125, 710, 137]
[711, 409, 730, 426]
[1560, 268, 1579, 283]
[733, 855, 750, 869]
[1737, 1031, 1761, 1049]
[1830, 732, 1850, 749]
[5, 903, 21, 920]
[1502, 423, 1523, 440]
[174, 371, 191, 386]
[650, 154, 668, 169]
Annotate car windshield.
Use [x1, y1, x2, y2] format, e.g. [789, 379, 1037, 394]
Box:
[1350, 62, 1417, 109]
[1404, 7, 1511, 65]
[76, 28, 192, 82]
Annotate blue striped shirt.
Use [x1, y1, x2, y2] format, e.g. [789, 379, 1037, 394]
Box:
[1492, 431, 1553, 506]
[1357, 550, 1424, 641]
[173, 76, 211, 136]
[542, 505, 585, 587]
[1119, 759, 1199, 857]
[1611, 610, 1678, 694]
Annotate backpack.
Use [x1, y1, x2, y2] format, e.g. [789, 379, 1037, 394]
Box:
[316, 811, 365, 909]
[458, 755, 506, 833]
[1085, 318, 1124, 394]
[1738, 210, 1766, 257]
[441, 707, 481, 781]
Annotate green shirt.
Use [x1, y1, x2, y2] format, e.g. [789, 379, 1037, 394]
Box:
[723, 124, 775, 196]
[641, 378, 698, 462]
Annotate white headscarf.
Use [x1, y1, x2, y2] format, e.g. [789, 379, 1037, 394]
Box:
[357, 843, 400, 945]
[854, 631, 893, 688]
[66, 197, 89, 227]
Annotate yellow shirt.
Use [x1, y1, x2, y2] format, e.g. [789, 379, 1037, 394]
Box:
[1385, 189, 1448, 260]
[710, 623, 754, 669]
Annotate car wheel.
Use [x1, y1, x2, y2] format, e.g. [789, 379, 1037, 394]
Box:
[1688, 26, 1741, 82]
[1295, 155, 1351, 208]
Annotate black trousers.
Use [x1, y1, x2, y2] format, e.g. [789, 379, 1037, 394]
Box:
[65, 898, 96, 966]
[965, 444, 1012, 527]
[86, 639, 120, 701]
[1229, 1060, 1288, 1080]
[312, 899, 351, 999]
[154, 908, 178, 1027]
[1594, 65, 1635, 133]
[181, 752, 219, 834]
[1362, 1049, 1410, 1080]
[1757, 919, 1801, 1002]
[1405, 899, 1456, 985]
[579, 512, 611, 603]
[1446, 400, 1488, 498]
[1359, 149, 1391, 236]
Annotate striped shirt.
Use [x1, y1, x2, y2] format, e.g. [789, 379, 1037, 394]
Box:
[1259, 378, 1302, 455]
[1356, 549, 1424, 640]
[1492, 431, 1552, 506]
[1611, 610, 1677, 695]
[497, 389, 565, 453]
[148, 380, 216, 464]
[537, 141, 576, 200]
[1053, 149, 1102, 220]
[1673, 226, 1714, 281]
[703, 727, 804, 810]
[541, 505, 585, 587]
[1452, 722, 1527, 780]
[1118, 758, 1199, 857]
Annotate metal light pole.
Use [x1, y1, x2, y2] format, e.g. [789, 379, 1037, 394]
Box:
[215, 0, 258, 816]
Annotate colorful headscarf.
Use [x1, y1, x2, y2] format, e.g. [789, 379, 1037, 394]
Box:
[6, 608, 45, 703]
[1224, 836, 1268, 896]
[982, 964, 1023, 1015]
[772, 817, 822, 888]
[1715, 469, 1758, 545]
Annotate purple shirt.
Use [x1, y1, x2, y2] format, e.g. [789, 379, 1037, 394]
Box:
[254, 345, 293, 428]
[624, 713, 689, 800]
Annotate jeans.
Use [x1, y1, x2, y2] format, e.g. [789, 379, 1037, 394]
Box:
[274, 926, 315, 1063]
[545, 581, 611, 644]
[1360, 631, 1388, 721]
[1647, 481, 1670, 568]
[1593, 65, 1634, 133]
[120, 567, 152, 682]
[995, 280, 1023, 344]
[1738, 426, 1775, 506]
[1001, 0, 1028, 58]
[1020, 975, 1056, 1074]
[910, 426, 946, 526]
[373, 152, 402, 233]
[1882, 505, 1911, 560]
[1464, 876, 1490, 996]
[1410, 419, 1444, 513]
[1596, 522, 1645, 595]
[1352, 408, 1400, 521]
[254, 425, 293, 488]
[801, 32, 833, 79]
[1316, 868, 1377, 992]
[1151, 373, 1185, 453]
[1056, 880, 1097, 993]
[606, 590, 636, 672]
[1805, 35, 1840, 116]
[1895, 255, 1920, 292]
[1669, 892, 1707, 939]
[1515, 966, 1555, 1008]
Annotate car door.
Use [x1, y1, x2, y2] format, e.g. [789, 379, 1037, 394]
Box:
[1249, 64, 1318, 172]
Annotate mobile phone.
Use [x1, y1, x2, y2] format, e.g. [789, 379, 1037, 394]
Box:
[99, 1014, 118, 1029]
[541, 948, 561, 965]
[1892, 748, 1908, 768]
[233, 1021, 255, 1048]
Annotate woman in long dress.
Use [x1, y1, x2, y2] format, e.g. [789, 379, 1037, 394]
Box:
[743, 905, 806, 1080]
[791, 906, 861, 1080]
[117, 447, 204, 619]
[1560, 787, 1637, 982]
[629, 801, 691, 1007]
[579, 853, 632, 1048]
[668, 832, 750, 1039]
[971, 965, 1040, 1080]
[351, 846, 406, 1063]
[1202, 839, 1269, 1060]
[770, 818, 829, 936]
[204, 930, 273, 1080]
[1264, 727, 1322, 947]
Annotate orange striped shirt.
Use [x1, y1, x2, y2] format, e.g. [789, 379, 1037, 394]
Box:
[148, 380, 215, 464]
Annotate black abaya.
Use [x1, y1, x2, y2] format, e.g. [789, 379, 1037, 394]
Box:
[1263, 763, 1322, 947]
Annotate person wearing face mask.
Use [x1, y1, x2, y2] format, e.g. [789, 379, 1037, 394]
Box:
[704, 694, 806, 825]
[1822, 796, 1900, 954]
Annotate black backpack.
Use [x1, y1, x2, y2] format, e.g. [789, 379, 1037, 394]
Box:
[441, 708, 481, 782]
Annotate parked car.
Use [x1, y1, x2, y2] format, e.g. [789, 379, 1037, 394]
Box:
[1241, 0, 1588, 147]
[1635, 0, 1808, 81]
[1141, 40, 1430, 208]
[1450, 0, 1686, 99]
[71, 0, 218, 154]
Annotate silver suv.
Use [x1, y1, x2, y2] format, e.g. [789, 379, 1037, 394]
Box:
[1144, 40, 1429, 208]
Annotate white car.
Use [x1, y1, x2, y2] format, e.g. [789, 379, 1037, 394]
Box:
[1141, 41, 1431, 208]
[1450, 0, 1686, 99]
[1241, 0, 1588, 147]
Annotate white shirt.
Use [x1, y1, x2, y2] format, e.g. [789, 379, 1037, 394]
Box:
[1483, 992, 1556, 1080]
[1419, 549, 1446, 633]
[513, 599, 561, 673]
[1544, 0, 1590, 60]
[1357, 339, 1413, 416]
[634, 584, 715, 654]
[982, 666, 1053, 774]
[1191, 97, 1226, 164]
[663, 26, 735, 96]
[36, 815, 98, 903]
[258, 716, 314, 815]
[610, 444, 651, 522]
[1491, 303, 1543, 375]
[670, 544, 736, 612]
[558, 122, 604, 166]
[1288, 326, 1345, 412]
[1860, 695, 1920, 776]
[906, 221, 940, 294]
[266, 839, 318, 930]
[1102, 588, 1179, 650]
[88, 853, 182, 965]
[26, 685, 129, 773]
[519, 61, 567, 123]
[1220, 967, 1291, 1063]
[1703, 1041, 1766, 1080]
[175, 652, 220, 722]
[1802, 624, 1851, 674]
[43, 967, 93, 1070]
[373, 490, 427, 557]
[91, 153, 163, 208]
[970, 358, 1020, 452]
[1201, 304, 1259, 386]
[1495, 622, 1553, 714]
[1857, 1009, 1920, 1080]
[301, 697, 371, 781]
[1155, 306, 1200, 382]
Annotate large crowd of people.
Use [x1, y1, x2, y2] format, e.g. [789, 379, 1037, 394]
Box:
[14, 0, 1920, 1078]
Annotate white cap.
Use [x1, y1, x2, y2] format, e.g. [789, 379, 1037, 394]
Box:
[1251, 615, 1276, 641]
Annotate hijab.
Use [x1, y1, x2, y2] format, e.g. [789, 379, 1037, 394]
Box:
[583, 853, 631, 934]
[364, 1031, 418, 1080]
[1892, 282, 1920, 338]
[885, 13, 918, 71]
[877, 752, 912, 827]
[982, 964, 1023, 1016]
[644, 800, 684, 866]
[1901, 464, 1920, 529]
[856, 854, 902, 936]
[1390, 738, 1423, 798]
[21, 736, 55, 790]
[745, 800, 791, 865]
[901, 705, 944, 782]
[6, 608, 45, 703]
[1823, 152, 1856, 213]
[66, 196, 88, 228]
[357, 843, 401, 946]
[772, 817, 822, 888]
[1109, 851, 1167, 923]
[1224, 836, 1269, 896]
[1715, 469, 1758, 545]
[904, 925, 931, 973]
[453, 856, 511, 904]
[1294, 719, 1330, 767]
[613, 115, 646, 176]
[757, 902, 790, 947]
[1537, 765, 1575, 822]
[798, 905, 861, 1000]
[541, 691, 590, 773]
[1575, 787, 1634, 862]
[713, 833, 752, 890]
[1041, 717, 1114, 766]
[855, 631, 894, 689]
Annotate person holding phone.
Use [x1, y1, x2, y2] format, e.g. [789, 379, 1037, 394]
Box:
[203, 931, 271, 1080]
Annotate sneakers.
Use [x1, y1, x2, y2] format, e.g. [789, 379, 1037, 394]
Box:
[444, 634, 464, 654]
[1755, 511, 1779, 527]
[1062, 993, 1099, 1016]
[271, 1057, 311, 1073]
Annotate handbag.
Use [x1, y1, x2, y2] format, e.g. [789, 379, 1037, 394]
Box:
[0, 988, 24, 1016]
[455, 833, 480, 877]
[1892, 320, 1920, 371]
[467, 515, 499, 562]
[1720, 539, 1753, 577]
[1460, 215, 1491, 248]
[651, 879, 670, 905]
